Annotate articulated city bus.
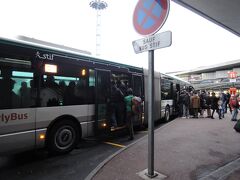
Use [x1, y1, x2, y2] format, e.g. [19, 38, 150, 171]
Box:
[0, 37, 192, 155]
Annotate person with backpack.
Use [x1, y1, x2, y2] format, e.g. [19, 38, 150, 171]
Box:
[230, 94, 239, 121]
[124, 88, 134, 140]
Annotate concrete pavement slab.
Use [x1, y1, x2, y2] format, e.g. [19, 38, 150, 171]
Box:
[90, 113, 240, 180]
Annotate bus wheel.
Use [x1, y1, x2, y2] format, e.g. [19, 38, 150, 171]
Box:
[164, 107, 170, 122]
[47, 120, 80, 155]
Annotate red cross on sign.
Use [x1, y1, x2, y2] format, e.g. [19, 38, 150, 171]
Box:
[133, 0, 170, 36]
[228, 71, 237, 79]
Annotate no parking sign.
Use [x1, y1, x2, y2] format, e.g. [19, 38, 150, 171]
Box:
[133, 0, 170, 36]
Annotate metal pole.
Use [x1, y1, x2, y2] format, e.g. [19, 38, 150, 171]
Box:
[89, 0, 108, 57]
[147, 50, 155, 177]
[96, 8, 100, 56]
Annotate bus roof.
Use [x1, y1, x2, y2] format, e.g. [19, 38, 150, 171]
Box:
[162, 72, 191, 85]
[0, 36, 143, 74]
[17, 35, 92, 55]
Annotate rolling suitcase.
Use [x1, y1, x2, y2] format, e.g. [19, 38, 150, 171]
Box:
[233, 120, 240, 133]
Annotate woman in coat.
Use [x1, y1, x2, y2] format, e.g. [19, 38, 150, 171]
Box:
[190, 91, 200, 118]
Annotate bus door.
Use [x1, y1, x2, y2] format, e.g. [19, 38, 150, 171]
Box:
[132, 74, 144, 125]
[95, 69, 111, 134]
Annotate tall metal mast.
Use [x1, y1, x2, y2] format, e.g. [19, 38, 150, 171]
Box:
[89, 0, 108, 57]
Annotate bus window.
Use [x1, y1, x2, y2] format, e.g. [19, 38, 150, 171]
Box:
[13, 71, 35, 108]
[97, 71, 110, 104]
[161, 79, 172, 100]
[111, 72, 130, 96]
[39, 68, 95, 107]
[0, 68, 34, 109]
[132, 75, 143, 97]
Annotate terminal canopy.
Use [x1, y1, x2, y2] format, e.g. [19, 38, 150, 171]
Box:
[172, 0, 240, 37]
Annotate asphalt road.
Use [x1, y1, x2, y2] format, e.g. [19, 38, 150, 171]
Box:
[0, 124, 159, 180]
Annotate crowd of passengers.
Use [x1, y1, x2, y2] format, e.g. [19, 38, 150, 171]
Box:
[109, 80, 142, 140]
[178, 90, 239, 121]
[43, 76, 94, 106]
[0, 75, 94, 109]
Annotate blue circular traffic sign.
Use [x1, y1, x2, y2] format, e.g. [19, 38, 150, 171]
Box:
[133, 0, 170, 36]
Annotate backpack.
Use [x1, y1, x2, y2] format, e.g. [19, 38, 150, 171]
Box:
[230, 96, 238, 108]
[132, 96, 142, 114]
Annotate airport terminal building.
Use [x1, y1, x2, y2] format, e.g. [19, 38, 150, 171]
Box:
[168, 59, 240, 92]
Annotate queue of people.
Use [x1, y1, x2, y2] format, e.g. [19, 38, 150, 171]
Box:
[109, 80, 142, 141]
[179, 90, 236, 120]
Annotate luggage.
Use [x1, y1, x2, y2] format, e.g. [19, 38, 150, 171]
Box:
[233, 120, 240, 133]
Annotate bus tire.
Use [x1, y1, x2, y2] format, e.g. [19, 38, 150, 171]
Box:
[47, 120, 80, 155]
[164, 106, 170, 122]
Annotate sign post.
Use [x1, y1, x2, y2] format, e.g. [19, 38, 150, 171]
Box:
[148, 49, 155, 177]
[133, 0, 170, 179]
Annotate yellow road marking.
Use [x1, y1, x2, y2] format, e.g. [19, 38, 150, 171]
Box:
[104, 141, 126, 148]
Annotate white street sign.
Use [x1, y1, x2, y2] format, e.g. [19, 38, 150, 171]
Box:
[132, 31, 172, 54]
[230, 79, 236, 82]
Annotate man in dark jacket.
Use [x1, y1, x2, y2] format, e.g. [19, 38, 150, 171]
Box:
[182, 91, 190, 118]
[210, 92, 219, 119]
[179, 91, 185, 117]
[226, 92, 231, 113]
[109, 82, 124, 129]
[199, 91, 207, 118]
[205, 92, 212, 118]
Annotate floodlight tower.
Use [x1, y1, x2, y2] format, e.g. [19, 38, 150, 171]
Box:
[89, 0, 108, 57]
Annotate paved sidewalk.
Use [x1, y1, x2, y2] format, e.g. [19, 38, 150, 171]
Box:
[89, 113, 240, 180]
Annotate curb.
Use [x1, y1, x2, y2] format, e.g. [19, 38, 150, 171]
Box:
[199, 157, 240, 180]
[84, 119, 176, 180]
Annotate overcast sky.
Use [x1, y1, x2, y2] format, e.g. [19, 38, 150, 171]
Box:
[1, 0, 239, 73]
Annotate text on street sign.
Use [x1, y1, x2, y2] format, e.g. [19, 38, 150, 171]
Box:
[132, 31, 172, 54]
